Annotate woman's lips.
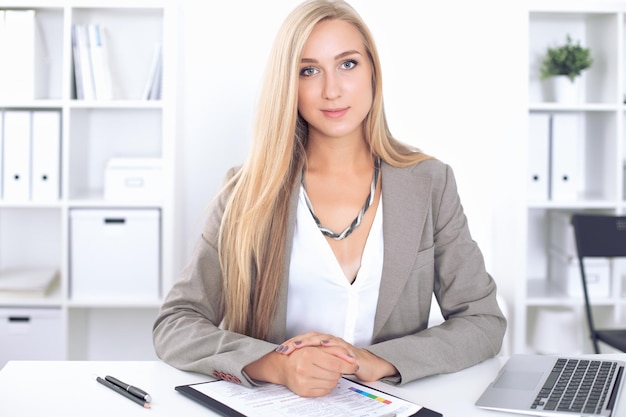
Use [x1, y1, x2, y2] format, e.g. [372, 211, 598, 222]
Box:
[321, 108, 349, 118]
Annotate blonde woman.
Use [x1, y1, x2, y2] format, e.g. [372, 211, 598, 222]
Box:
[153, 0, 506, 398]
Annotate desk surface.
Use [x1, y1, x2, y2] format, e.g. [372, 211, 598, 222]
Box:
[0, 355, 624, 416]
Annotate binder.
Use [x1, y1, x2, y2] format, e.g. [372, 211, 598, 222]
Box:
[0, 11, 6, 98]
[31, 111, 61, 202]
[550, 113, 580, 201]
[74, 23, 95, 100]
[88, 23, 113, 100]
[0, 111, 3, 198]
[2, 111, 32, 201]
[527, 113, 551, 201]
[3, 9, 43, 99]
[71, 24, 84, 100]
[143, 42, 162, 100]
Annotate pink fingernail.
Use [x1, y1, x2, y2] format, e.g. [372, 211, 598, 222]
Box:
[294, 341, 302, 346]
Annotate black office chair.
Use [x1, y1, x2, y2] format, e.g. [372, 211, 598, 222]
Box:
[571, 214, 626, 353]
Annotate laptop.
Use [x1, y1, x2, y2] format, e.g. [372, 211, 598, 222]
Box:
[475, 354, 625, 416]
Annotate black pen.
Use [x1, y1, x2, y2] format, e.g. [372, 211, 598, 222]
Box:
[105, 375, 152, 402]
[96, 376, 151, 409]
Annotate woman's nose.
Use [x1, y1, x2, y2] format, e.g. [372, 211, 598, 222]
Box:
[322, 73, 341, 100]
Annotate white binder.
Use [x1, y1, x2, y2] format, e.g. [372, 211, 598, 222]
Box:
[0, 111, 3, 198]
[2, 111, 31, 201]
[527, 113, 550, 201]
[88, 23, 113, 100]
[31, 111, 61, 201]
[75, 23, 95, 100]
[3, 10, 42, 99]
[550, 113, 580, 201]
[0, 11, 6, 98]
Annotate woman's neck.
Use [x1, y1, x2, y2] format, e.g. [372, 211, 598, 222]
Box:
[304, 138, 372, 175]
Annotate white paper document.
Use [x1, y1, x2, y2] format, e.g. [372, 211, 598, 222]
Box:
[188, 377, 422, 417]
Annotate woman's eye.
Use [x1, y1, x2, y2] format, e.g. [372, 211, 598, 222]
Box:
[341, 59, 357, 70]
[300, 67, 318, 77]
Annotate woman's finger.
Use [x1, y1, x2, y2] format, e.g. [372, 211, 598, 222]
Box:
[275, 332, 334, 354]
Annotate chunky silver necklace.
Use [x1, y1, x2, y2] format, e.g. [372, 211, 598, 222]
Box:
[301, 157, 380, 240]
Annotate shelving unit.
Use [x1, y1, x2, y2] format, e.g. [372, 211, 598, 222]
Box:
[518, 0, 626, 354]
[0, 1, 177, 364]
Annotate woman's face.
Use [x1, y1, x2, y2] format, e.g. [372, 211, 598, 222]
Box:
[297, 19, 373, 143]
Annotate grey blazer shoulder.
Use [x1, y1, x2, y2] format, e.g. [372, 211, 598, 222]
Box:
[153, 158, 506, 387]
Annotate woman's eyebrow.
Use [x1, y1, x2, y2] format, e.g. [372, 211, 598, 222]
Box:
[300, 50, 363, 64]
[334, 50, 362, 60]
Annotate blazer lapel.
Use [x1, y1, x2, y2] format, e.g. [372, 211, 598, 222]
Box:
[372, 162, 432, 338]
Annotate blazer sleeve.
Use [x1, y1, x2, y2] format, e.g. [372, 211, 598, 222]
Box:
[366, 162, 507, 385]
[152, 168, 277, 387]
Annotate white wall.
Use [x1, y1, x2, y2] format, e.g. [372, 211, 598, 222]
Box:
[175, 1, 528, 329]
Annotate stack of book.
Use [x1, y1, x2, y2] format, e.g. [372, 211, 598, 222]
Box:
[0, 268, 59, 298]
[72, 23, 114, 100]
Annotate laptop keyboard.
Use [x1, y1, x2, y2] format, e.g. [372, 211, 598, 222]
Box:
[531, 358, 621, 415]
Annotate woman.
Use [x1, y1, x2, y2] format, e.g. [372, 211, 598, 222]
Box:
[153, 0, 506, 398]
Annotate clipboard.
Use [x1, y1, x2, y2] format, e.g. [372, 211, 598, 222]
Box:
[175, 377, 443, 417]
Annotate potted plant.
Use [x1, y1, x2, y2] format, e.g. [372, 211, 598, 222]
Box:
[540, 34, 593, 102]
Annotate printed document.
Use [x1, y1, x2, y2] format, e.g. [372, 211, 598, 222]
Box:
[189, 377, 422, 417]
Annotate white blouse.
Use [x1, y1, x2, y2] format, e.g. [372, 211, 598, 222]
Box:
[285, 186, 384, 347]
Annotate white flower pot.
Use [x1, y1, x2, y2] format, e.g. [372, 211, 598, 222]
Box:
[546, 75, 581, 103]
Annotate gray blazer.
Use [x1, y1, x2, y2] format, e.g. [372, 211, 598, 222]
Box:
[153, 158, 506, 387]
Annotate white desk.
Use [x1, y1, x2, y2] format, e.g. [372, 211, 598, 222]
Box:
[0, 355, 624, 416]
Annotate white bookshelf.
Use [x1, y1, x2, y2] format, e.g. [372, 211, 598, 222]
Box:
[0, 1, 177, 364]
[518, 0, 626, 354]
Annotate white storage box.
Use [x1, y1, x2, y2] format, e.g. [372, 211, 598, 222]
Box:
[549, 249, 611, 298]
[70, 209, 160, 301]
[104, 158, 163, 201]
[0, 307, 64, 368]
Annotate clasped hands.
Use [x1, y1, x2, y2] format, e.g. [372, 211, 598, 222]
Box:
[244, 331, 397, 398]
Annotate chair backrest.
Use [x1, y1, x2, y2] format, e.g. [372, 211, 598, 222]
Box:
[571, 214, 626, 258]
[571, 214, 626, 353]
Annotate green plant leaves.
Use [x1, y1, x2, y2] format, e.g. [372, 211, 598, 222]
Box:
[540, 34, 593, 81]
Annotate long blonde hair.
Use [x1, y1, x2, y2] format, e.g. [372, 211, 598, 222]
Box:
[218, 0, 430, 339]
